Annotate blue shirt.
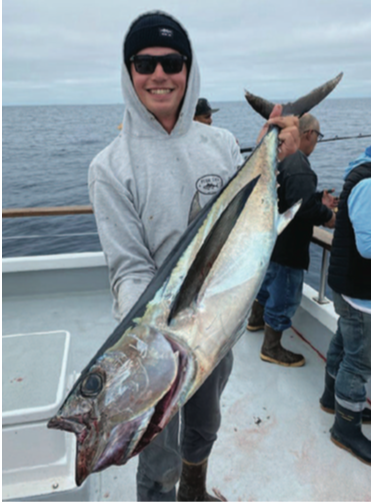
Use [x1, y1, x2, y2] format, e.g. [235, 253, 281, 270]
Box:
[343, 147, 371, 311]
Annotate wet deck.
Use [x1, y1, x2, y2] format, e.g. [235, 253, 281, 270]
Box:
[3, 284, 371, 501]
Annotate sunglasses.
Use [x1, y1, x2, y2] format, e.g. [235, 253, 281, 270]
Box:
[130, 54, 187, 75]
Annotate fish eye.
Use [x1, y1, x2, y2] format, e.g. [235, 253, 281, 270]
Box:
[80, 372, 104, 397]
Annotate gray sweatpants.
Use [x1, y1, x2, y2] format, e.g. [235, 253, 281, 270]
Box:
[136, 350, 233, 501]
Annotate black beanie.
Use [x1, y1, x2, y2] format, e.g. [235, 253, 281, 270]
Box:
[124, 12, 192, 69]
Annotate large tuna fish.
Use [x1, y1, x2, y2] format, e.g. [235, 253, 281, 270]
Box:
[48, 73, 343, 486]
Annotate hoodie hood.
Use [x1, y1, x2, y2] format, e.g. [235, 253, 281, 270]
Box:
[121, 11, 200, 139]
[344, 145, 371, 180]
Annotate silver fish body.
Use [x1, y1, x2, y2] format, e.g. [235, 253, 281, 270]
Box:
[48, 74, 343, 486]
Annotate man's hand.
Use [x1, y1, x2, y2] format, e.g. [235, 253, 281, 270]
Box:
[322, 189, 339, 210]
[256, 104, 300, 161]
[324, 212, 336, 229]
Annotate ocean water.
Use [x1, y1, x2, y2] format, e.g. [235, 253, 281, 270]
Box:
[2, 99, 371, 296]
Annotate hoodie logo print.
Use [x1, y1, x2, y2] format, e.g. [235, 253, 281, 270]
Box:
[196, 175, 223, 195]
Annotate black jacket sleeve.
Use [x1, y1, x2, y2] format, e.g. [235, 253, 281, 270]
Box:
[278, 155, 333, 226]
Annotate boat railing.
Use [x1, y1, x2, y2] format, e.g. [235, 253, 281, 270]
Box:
[2, 205, 333, 304]
[310, 226, 332, 305]
[2, 206, 93, 217]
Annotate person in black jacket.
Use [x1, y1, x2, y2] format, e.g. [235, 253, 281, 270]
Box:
[320, 147, 371, 464]
[247, 113, 337, 367]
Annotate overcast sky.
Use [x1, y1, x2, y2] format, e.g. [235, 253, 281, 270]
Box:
[2, 0, 371, 106]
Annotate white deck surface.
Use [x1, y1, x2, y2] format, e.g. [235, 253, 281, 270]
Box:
[3, 286, 371, 501]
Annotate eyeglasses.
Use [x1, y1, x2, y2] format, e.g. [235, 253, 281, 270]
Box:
[130, 54, 187, 75]
[313, 129, 324, 140]
[305, 129, 324, 141]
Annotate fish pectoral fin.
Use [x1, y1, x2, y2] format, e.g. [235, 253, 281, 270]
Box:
[276, 199, 302, 235]
[188, 191, 202, 225]
[168, 175, 261, 323]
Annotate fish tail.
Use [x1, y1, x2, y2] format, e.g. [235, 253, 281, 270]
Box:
[244, 73, 343, 119]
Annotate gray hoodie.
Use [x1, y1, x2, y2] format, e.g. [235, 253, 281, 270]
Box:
[88, 24, 243, 320]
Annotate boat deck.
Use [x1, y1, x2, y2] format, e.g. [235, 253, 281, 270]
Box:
[2, 259, 370, 501]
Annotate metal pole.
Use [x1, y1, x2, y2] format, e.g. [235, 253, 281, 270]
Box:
[314, 248, 330, 304]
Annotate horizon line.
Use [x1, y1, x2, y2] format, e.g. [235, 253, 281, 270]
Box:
[2, 95, 371, 108]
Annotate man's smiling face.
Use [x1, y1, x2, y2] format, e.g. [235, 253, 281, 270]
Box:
[131, 47, 187, 132]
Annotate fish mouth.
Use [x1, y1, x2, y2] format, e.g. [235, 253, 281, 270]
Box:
[48, 415, 85, 434]
[48, 414, 99, 486]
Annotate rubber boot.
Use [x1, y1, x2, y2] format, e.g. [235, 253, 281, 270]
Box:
[177, 458, 220, 501]
[330, 401, 371, 465]
[320, 372, 371, 424]
[260, 324, 305, 367]
[247, 300, 265, 331]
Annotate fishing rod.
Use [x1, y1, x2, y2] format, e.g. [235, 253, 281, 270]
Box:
[240, 133, 371, 154]
[317, 133, 371, 143]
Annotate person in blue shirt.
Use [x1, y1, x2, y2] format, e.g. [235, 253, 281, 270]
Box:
[321, 146, 371, 465]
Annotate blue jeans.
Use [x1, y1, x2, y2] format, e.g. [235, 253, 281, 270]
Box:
[257, 261, 304, 332]
[326, 291, 371, 412]
[136, 350, 233, 501]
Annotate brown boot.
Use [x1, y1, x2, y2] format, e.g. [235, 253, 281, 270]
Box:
[177, 458, 220, 501]
[247, 300, 265, 331]
[260, 324, 305, 367]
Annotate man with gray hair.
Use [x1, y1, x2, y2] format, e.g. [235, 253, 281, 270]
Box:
[247, 113, 338, 366]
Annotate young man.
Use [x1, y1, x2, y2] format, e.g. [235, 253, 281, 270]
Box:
[320, 146, 371, 464]
[247, 113, 338, 367]
[89, 11, 299, 501]
[194, 97, 219, 125]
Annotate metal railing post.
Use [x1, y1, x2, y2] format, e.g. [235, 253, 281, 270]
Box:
[313, 248, 330, 304]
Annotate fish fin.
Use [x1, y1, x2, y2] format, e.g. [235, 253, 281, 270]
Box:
[188, 191, 202, 224]
[168, 175, 261, 323]
[245, 73, 343, 119]
[276, 199, 302, 235]
[244, 91, 275, 120]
